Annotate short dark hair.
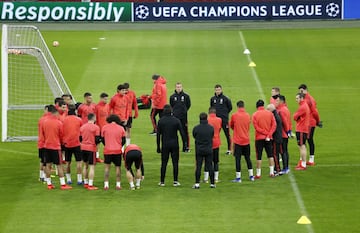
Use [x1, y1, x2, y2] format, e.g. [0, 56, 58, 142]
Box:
[61, 94, 73, 99]
[100, 92, 108, 98]
[123, 83, 130, 89]
[278, 95, 286, 102]
[54, 97, 63, 105]
[87, 113, 95, 121]
[237, 100, 245, 108]
[208, 107, 216, 114]
[163, 104, 172, 115]
[117, 84, 126, 91]
[256, 99, 264, 108]
[199, 112, 208, 121]
[296, 93, 306, 99]
[84, 92, 92, 98]
[58, 100, 66, 106]
[106, 114, 121, 125]
[298, 84, 307, 90]
[152, 74, 160, 80]
[47, 104, 58, 114]
[214, 84, 222, 89]
[272, 94, 279, 100]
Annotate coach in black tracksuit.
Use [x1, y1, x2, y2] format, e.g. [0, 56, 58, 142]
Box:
[210, 84, 233, 154]
[192, 112, 215, 188]
[170, 83, 191, 152]
[157, 104, 187, 186]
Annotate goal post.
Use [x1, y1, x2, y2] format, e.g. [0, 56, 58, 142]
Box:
[1, 24, 75, 142]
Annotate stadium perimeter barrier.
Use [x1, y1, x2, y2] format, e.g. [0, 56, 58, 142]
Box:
[0, 0, 358, 23]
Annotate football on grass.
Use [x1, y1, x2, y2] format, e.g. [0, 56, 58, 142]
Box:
[52, 41, 59, 47]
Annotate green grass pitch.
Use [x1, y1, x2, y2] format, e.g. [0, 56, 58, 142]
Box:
[1, 22, 360, 233]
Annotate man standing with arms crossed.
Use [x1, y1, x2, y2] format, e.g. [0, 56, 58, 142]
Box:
[210, 84, 232, 155]
[229, 100, 254, 182]
[170, 82, 191, 152]
[294, 93, 311, 171]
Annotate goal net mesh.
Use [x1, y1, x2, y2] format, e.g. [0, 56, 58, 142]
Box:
[2, 24, 75, 141]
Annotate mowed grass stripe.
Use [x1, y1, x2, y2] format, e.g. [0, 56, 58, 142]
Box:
[1, 27, 360, 233]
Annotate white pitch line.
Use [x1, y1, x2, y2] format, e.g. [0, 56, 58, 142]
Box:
[0, 148, 34, 156]
[238, 31, 266, 101]
[238, 31, 314, 233]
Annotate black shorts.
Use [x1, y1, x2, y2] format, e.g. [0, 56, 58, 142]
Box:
[104, 154, 122, 166]
[255, 139, 273, 160]
[126, 117, 133, 128]
[38, 148, 46, 164]
[64, 146, 82, 162]
[44, 149, 62, 165]
[82, 150, 96, 165]
[123, 150, 142, 171]
[296, 132, 308, 146]
[234, 144, 250, 158]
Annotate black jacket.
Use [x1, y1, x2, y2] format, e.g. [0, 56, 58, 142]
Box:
[192, 120, 214, 155]
[157, 112, 186, 149]
[210, 93, 232, 120]
[272, 110, 283, 144]
[170, 90, 191, 120]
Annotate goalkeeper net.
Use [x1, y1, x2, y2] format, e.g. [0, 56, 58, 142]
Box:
[1, 24, 75, 142]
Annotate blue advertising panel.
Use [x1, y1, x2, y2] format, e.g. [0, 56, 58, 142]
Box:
[344, 0, 360, 19]
[133, 0, 342, 21]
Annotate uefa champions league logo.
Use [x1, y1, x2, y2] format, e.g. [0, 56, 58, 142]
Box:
[135, 5, 150, 19]
[325, 3, 340, 17]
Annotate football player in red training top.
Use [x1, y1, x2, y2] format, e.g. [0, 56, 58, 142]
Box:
[206, 107, 222, 183]
[101, 114, 126, 191]
[293, 92, 310, 171]
[80, 113, 101, 190]
[230, 100, 254, 182]
[42, 105, 72, 190]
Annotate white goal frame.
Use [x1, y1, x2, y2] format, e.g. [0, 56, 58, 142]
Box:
[1, 24, 75, 142]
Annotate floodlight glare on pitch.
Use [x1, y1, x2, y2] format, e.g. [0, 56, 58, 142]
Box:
[243, 49, 251, 55]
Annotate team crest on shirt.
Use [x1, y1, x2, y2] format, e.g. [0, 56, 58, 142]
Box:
[220, 98, 223, 104]
[181, 96, 184, 102]
[174, 97, 177, 101]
